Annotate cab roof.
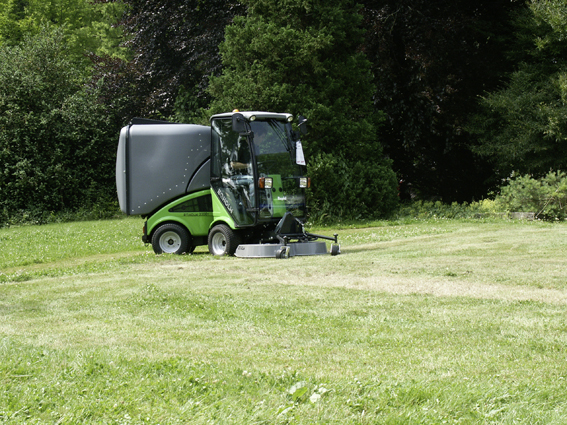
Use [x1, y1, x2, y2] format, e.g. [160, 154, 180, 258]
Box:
[210, 111, 293, 122]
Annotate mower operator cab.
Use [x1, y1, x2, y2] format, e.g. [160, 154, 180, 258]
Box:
[210, 111, 309, 228]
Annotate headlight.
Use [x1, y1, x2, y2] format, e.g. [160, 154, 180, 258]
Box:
[259, 177, 273, 189]
[249, 115, 256, 122]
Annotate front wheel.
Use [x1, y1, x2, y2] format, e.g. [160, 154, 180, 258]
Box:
[208, 224, 241, 256]
[152, 223, 192, 254]
[330, 244, 341, 256]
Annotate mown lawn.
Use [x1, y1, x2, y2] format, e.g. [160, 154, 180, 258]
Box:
[1, 217, 567, 424]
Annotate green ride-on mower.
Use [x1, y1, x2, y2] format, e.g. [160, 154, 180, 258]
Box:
[116, 110, 340, 258]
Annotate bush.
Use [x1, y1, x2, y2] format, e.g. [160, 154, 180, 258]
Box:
[0, 29, 119, 224]
[307, 153, 399, 222]
[494, 171, 567, 220]
[0, 199, 122, 228]
[395, 172, 567, 222]
[396, 199, 501, 220]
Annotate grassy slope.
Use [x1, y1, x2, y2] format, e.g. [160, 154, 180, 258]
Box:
[1, 218, 567, 424]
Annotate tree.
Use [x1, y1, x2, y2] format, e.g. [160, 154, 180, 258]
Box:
[0, 29, 118, 221]
[362, 0, 525, 201]
[471, 0, 567, 178]
[0, 0, 127, 63]
[207, 0, 398, 219]
[116, 0, 245, 120]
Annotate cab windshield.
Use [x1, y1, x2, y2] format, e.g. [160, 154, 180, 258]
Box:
[210, 118, 307, 226]
[250, 120, 306, 220]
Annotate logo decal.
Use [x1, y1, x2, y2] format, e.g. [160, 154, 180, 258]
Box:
[217, 189, 233, 214]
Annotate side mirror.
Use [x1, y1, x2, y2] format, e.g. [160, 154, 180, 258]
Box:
[297, 115, 308, 135]
[232, 113, 247, 134]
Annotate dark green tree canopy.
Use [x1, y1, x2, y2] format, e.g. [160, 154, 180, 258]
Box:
[471, 0, 567, 178]
[209, 0, 381, 159]
[116, 0, 245, 119]
[363, 0, 525, 201]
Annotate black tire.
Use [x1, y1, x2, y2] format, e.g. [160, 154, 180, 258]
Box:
[151, 223, 192, 254]
[331, 244, 341, 256]
[208, 224, 241, 256]
[275, 246, 290, 259]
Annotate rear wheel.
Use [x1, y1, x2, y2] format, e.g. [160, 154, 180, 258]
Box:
[152, 223, 192, 254]
[208, 224, 241, 256]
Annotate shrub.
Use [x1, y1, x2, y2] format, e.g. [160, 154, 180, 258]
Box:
[494, 171, 567, 220]
[307, 153, 398, 222]
[0, 29, 119, 224]
[396, 199, 501, 220]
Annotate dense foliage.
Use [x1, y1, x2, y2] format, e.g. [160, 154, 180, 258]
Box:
[495, 171, 567, 220]
[471, 0, 567, 180]
[208, 0, 398, 219]
[362, 0, 526, 201]
[0, 30, 119, 222]
[113, 0, 245, 121]
[2, 0, 567, 223]
[0, 0, 127, 62]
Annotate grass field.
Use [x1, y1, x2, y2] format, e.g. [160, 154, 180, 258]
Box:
[1, 217, 567, 424]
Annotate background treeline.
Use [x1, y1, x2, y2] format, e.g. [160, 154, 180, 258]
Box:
[1, 0, 566, 225]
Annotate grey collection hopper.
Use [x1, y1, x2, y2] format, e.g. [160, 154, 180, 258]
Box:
[116, 121, 212, 216]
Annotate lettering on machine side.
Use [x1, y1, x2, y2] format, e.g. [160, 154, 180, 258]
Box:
[217, 189, 233, 214]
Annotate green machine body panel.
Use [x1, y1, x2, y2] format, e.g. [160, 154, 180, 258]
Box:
[146, 190, 215, 238]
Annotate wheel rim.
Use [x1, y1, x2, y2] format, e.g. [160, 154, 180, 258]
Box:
[210, 232, 227, 255]
[159, 231, 182, 253]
